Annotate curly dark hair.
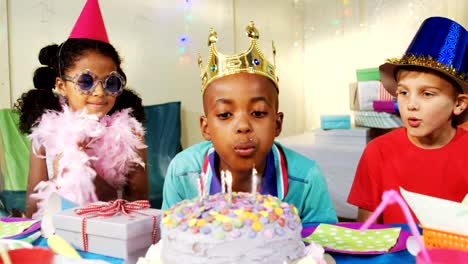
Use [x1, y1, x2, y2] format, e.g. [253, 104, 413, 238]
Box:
[14, 38, 145, 134]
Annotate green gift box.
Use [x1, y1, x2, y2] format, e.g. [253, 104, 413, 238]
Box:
[356, 67, 380, 81]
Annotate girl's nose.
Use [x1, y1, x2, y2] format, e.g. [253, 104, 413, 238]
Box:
[92, 80, 105, 96]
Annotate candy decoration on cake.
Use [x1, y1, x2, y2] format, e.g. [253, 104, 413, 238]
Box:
[160, 192, 306, 263]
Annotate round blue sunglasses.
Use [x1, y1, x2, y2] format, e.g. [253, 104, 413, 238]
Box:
[62, 69, 126, 97]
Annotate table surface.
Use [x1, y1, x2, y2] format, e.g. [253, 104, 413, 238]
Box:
[32, 224, 415, 264]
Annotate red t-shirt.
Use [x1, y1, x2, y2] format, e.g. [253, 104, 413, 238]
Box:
[348, 127, 468, 224]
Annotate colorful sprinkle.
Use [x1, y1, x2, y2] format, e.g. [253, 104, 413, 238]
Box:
[196, 219, 207, 227]
[278, 218, 285, 227]
[191, 226, 200, 233]
[287, 220, 297, 230]
[263, 229, 274, 240]
[274, 207, 283, 216]
[201, 226, 211, 234]
[234, 209, 243, 215]
[231, 229, 241, 238]
[233, 219, 243, 229]
[188, 219, 197, 227]
[223, 222, 233, 232]
[252, 221, 263, 232]
[244, 218, 253, 226]
[259, 216, 269, 224]
[179, 223, 189, 231]
[248, 230, 257, 238]
[275, 227, 285, 236]
[214, 231, 225, 240]
[259, 210, 269, 217]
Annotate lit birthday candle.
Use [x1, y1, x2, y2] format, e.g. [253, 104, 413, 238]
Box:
[226, 170, 233, 206]
[251, 166, 258, 198]
[221, 170, 226, 194]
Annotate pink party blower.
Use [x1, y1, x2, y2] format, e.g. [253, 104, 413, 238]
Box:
[359, 190, 468, 264]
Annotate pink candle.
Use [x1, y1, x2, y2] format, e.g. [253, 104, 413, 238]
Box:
[201, 172, 209, 200]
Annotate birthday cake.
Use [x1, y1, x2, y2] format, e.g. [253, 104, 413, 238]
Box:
[159, 192, 307, 264]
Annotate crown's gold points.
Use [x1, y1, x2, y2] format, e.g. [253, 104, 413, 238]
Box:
[246, 21, 259, 39]
[198, 53, 203, 69]
[199, 21, 279, 93]
[272, 41, 276, 66]
[208, 28, 218, 46]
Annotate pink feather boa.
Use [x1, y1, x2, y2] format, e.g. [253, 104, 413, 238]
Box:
[29, 106, 146, 219]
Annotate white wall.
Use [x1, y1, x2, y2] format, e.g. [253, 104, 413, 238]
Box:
[302, 0, 468, 131]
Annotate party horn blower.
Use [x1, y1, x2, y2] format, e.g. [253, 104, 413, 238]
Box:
[47, 234, 81, 258]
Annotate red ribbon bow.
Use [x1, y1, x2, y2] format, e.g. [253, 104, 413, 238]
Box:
[75, 199, 150, 217]
[74, 199, 157, 252]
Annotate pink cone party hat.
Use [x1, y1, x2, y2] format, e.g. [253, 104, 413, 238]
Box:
[68, 0, 109, 43]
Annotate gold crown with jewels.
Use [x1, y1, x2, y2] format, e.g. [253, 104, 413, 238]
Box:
[198, 21, 279, 93]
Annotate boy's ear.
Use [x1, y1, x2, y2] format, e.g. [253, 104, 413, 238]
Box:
[55, 77, 67, 96]
[275, 112, 284, 137]
[454, 94, 468, 116]
[200, 115, 212, 140]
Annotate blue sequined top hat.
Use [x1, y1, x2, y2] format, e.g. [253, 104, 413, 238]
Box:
[380, 16, 468, 96]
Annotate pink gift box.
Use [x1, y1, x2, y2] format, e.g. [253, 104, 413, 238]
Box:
[373, 100, 397, 113]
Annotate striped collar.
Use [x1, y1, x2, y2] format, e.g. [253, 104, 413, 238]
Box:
[201, 143, 288, 199]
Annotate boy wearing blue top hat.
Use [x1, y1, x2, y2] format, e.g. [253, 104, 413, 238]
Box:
[162, 22, 337, 225]
[348, 17, 468, 224]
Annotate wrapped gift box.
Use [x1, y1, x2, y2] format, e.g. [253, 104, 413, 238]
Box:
[354, 111, 403, 129]
[356, 67, 380, 82]
[349, 81, 379, 111]
[350, 81, 394, 111]
[314, 127, 392, 147]
[53, 207, 162, 260]
[314, 128, 371, 146]
[320, 115, 351, 130]
[373, 100, 398, 113]
[378, 82, 394, 101]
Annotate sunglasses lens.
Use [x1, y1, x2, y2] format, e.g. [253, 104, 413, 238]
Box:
[105, 76, 123, 94]
[76, 73, 95, 91]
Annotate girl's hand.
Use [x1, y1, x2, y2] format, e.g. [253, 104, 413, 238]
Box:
[52, 152, 63, 179]
[124, 144, 149, 201]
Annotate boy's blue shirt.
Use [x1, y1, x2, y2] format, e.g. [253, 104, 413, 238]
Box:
[162, 141, 337, 225]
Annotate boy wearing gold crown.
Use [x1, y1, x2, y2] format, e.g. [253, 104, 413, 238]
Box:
[162, 22, 337, 225]
[348, 17, 468, 224]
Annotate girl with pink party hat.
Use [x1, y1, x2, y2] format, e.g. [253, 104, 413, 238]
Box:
[14, 0, 149, 218]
